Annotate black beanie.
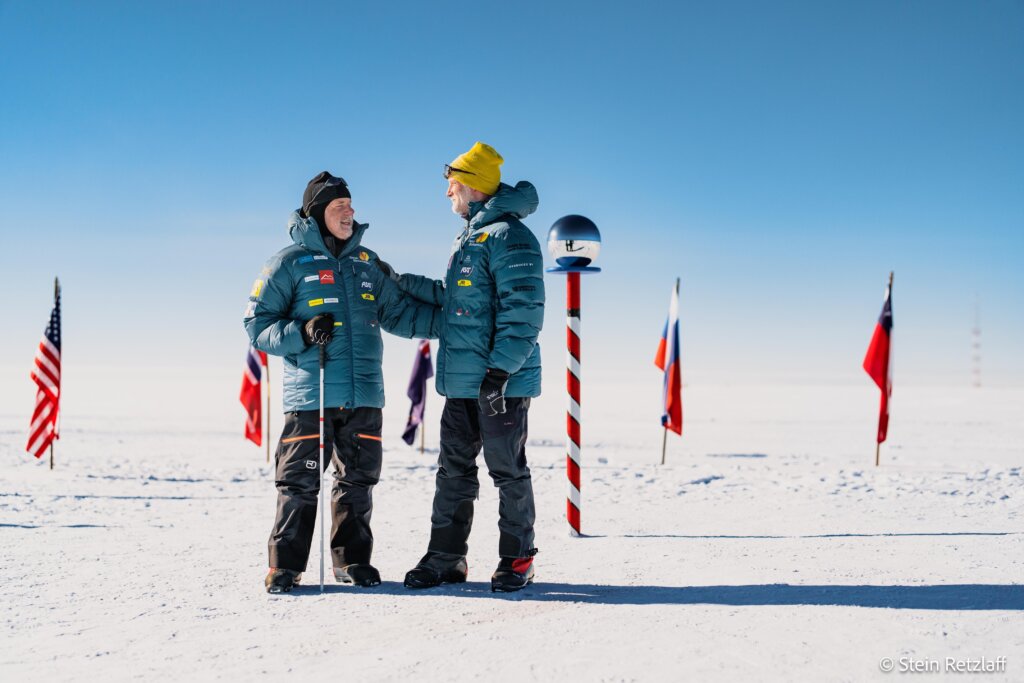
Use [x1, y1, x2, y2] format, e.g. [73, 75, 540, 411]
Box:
[302, 171, 351, 220]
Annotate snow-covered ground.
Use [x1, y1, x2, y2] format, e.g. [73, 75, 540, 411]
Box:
[1, 383, 1021, 681]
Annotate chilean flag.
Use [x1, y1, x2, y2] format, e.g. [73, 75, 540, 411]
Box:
[654, 278, 683, 435]
[240, 346, 267, 446]
[863, 275, 894, 443]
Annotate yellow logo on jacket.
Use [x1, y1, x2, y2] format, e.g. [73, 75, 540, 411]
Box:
[457, 279, 472, 287]
[250, 279, 263, 297]
[359, 251, 369, 261]
[361, 293, 375, 301]
[474, 233, 489, 243]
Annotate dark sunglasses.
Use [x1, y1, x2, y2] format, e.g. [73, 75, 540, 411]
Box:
[308, 175, 349, 206]
[443, 164, 476, 179]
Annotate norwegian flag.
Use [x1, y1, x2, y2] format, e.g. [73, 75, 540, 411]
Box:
[402, 340, 434, 446]
[863, 275, 894, 443]
[654, 278, 682, 435]
[27, 280, 62, 459]
[240, 346, 267, 446]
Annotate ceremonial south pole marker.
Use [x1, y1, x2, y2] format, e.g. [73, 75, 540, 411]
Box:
[546, 215, 602, 537]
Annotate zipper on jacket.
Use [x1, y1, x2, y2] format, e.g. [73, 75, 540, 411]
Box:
[338, 256, 355, 408]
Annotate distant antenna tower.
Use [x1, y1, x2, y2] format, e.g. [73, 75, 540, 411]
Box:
[971, 298, 981, 388]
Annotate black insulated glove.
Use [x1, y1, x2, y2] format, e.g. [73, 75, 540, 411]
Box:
[478, 368, 510, 416]
[302, 313, 335, 346]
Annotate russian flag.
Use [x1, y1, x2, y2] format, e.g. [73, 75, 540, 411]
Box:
[240, 346, 267, 446]
[654, 279, 682, 435]
[862, 275, 894, 443]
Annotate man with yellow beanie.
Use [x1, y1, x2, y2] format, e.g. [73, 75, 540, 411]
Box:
[391, 142, 546, 592]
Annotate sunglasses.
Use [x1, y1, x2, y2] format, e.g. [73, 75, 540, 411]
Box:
[443, 164, 476, 180]
[308, 175, 349, 207]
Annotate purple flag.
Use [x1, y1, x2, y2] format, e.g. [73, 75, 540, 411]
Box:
[402, 340, 434, 445]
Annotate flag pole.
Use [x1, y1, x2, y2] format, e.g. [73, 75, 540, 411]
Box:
[51, 276, 59, 471]
[660, 425, 667, 465]
[419, 422, 425, 455]
[875, 270, 894, 468]
[265, 359, 271, 464]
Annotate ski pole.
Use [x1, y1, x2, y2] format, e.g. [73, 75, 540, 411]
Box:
[318, 343, 326, 593]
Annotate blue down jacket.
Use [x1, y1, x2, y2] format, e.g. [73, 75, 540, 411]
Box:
[244, 212, 438, 411]
[398, 181, 545, 398]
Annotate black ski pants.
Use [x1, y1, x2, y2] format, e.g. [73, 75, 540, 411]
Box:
[428, 397, 536, 559]
[268, 407, 383, 572]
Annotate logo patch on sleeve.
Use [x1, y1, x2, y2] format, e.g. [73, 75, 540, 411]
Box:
[359, 251, 369, 261]
[319, 270, 335, 284]
[308, 298, 325, 307]
[244, 300, 257, 317]
[250, 280, 263, 297]
[475, 232, 489, 243]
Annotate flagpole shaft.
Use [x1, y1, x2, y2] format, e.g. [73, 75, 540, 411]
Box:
[566, 272, 582, 537]
[265, 361, 271, 464]
[420, 420, 425, 454]
[49, 443, 54, 470]
[661, 426, 667, 465]
[318, 345, 326, 593]
[875, 442, 880, 467]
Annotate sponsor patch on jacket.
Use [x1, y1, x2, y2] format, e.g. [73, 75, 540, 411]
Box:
[361, 293, 375, 301]
[303, 275, 319, 283]
[361, 281, 373, 289]
[474, 232, 489, 243]
[508, 262, 534, 269]
[250, 279, 263, 297]
[319, 270, 335, 284]
[244, 300, 257, 317]
[457, 279, 472, 287]
[296, 255, 329, 265]
[460, 266, 473, 276]
[512, 285, 536, 292]
[308, 297, 340, 306]
[359, 251, 369, 261]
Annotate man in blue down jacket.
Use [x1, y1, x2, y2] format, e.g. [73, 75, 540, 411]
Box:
[245, 172, 439, 594]
[391, 143, 546, 592]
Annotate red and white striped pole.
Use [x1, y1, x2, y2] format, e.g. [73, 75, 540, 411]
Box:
[566, 272, 582, 536]
[546, 214, 601, 538]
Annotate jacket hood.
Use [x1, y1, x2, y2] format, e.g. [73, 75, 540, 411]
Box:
[468, 181, 539, 230]
[287, 210, 368, 257]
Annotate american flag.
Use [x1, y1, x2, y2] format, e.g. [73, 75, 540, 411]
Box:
[27, 281, 61, 458]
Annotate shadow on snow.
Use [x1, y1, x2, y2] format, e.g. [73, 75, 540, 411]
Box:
[285, 581, 1023, 610]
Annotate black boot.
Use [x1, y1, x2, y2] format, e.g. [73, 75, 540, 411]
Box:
[265, 568, 302, 594]
[490, 550, 536, 593]
[334, 563, 381, 587]
[403, 552, 468, 589]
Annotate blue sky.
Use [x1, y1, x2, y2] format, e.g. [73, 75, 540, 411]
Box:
[1, 0, 1022, 420]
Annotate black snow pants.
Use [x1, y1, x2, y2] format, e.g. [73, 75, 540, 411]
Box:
[428, 397, 536, 559]
[268, 407, 383, 572]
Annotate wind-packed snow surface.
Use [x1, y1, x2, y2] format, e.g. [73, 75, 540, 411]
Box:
[1, 384, 1021, 681]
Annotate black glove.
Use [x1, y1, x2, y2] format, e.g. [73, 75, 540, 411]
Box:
[302, 313, 334, 346]
[375, 259, 400, 283]
[478, 368, 510, 417]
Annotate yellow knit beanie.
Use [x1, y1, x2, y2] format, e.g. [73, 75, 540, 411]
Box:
[448, 142, 503, 195]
